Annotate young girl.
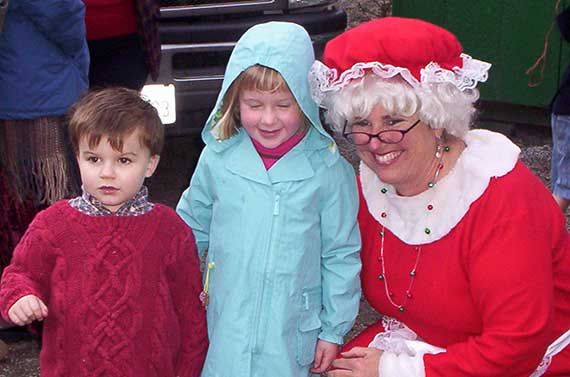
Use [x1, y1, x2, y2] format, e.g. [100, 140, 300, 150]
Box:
[176, 22, 361, 377]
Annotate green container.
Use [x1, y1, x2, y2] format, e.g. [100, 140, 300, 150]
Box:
[392, 0, 568, 109]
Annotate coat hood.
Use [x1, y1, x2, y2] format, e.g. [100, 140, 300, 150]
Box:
[202, 21, 335, 153]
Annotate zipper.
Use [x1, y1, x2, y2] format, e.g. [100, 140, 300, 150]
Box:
[251, 192, 280, 353]
[273, 194, 280, 215]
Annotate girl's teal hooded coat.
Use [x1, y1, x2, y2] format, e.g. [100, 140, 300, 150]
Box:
[176, 22, 361, 377]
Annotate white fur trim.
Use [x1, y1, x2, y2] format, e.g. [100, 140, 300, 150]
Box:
[360, 129, 520, 245]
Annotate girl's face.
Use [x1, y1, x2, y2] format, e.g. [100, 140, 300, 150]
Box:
[239, 88, 304, 148]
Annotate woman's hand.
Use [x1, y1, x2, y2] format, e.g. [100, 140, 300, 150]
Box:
[310, 339, 340, 374]
[326, 347, 382, 377]
[8, 295, 48, 326]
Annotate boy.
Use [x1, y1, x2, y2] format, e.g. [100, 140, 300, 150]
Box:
[0, 88, 208, 377]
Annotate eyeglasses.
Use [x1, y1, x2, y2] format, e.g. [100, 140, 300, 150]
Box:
[343, 119, 421, 145]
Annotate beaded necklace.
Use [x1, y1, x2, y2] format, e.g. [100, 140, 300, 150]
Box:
[377, 143, 450, 312]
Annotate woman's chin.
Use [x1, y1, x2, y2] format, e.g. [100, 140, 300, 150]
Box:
[364, 155, 402, 181]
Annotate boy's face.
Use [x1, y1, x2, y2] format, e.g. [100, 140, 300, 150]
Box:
[76, 129, 160, 213]
[238, 88, 304, 148]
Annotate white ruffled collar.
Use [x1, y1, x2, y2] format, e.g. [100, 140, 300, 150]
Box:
[360, 129, 520, 245]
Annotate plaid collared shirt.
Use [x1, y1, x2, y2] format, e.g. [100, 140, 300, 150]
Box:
[134, 0, 161, 81]
[68, 186, 154, 216]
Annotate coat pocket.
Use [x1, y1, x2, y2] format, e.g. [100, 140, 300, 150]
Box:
[296, 287, 322, 366]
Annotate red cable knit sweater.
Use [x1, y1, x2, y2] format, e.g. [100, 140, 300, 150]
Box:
[0, 201, 208, 377]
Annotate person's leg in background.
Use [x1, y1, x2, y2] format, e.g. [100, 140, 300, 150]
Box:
[551, 114, 570, 212]
[0, 117, 80, 354]
[88, 33, 149, 91]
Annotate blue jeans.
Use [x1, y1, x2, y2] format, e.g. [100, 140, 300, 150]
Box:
[551, 114, 570, 199]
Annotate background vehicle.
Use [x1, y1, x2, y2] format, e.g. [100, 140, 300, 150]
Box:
[143, 0, 348, 135]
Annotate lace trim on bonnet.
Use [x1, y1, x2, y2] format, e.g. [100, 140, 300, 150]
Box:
[309, 54, 491, 107]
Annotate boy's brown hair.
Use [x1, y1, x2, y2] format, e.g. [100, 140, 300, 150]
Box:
[68, 87, 164, 156]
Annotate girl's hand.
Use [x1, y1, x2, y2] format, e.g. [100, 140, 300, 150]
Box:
[8, 295, 48, 326]
[310, 339, 340, 374]
[326, 347, 382, 377]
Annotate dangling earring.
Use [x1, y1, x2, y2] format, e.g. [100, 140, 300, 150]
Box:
[435, 137, 443, 159]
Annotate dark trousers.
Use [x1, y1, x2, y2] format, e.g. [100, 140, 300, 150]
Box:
[88, 33, 148, 91]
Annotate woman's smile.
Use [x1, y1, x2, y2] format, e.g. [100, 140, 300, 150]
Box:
[373, 150, 403, 165]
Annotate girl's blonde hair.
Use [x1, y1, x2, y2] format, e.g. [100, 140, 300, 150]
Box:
[323, 74, 479, 139]
[215, 65, 309, 140]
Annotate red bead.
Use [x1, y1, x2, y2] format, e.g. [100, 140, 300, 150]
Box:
[427, 204, 434, 211]
[381, 212, 387, 218]
[438, 163, 444, 170]
[406, 291, 413, 298]
[389, 291, 394, 297]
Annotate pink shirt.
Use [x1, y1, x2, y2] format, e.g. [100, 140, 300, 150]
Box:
[251, 132, 306, 169]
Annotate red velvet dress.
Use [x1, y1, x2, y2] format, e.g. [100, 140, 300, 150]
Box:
[345, 130, 570, 376]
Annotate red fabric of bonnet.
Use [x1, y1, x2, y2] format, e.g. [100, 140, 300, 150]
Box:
[322, 17, 464, 81]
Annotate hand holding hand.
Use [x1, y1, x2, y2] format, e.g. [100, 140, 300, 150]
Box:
[310, 339, 340, 374]
[326, 347, 382, 377]
[8, 295, 48, 326]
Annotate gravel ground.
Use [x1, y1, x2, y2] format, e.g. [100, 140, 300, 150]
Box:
[0, 2, 567, 376]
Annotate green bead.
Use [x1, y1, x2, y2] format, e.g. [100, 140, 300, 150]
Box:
[381, 188, 387, 194]
[425, 228, 431, 235]
[444, 146, 450, 152]
[427, 182, 435, 188]
[379, 230, 384, 237]
[398, 306, 405, 312]
[377, 274, 384, 280]
[410, 270, 416, 276]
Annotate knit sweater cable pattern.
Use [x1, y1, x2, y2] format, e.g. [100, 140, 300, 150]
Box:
[0, 201, 207, 377]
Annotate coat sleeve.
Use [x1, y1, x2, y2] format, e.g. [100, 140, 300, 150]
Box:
[422, 210, 560, 376]
[176, 149, 213, 258]
[19, 0, 86, 57]
[0, 213, 55, 322]
[318, 159, 362, 345]
[167, 229, 208, 377]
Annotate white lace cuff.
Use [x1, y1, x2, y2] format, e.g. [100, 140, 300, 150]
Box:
[369, 317, 445, 377]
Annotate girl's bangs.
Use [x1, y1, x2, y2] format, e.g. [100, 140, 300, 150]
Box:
[241, 66, 286, 93]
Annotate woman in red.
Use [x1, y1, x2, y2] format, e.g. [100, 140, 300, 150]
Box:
[310, 17, 570, 376]
[84, 0, 160, 90]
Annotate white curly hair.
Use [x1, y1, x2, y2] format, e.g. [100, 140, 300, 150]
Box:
[322, 74, 480, 139]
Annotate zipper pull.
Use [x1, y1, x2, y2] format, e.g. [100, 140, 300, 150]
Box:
[273, 194, 280, 216]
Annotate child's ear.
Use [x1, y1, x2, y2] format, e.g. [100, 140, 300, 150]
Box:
[145, 155, 160, 178]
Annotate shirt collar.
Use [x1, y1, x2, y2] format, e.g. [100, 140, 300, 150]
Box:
[71, 186, 153, 216]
